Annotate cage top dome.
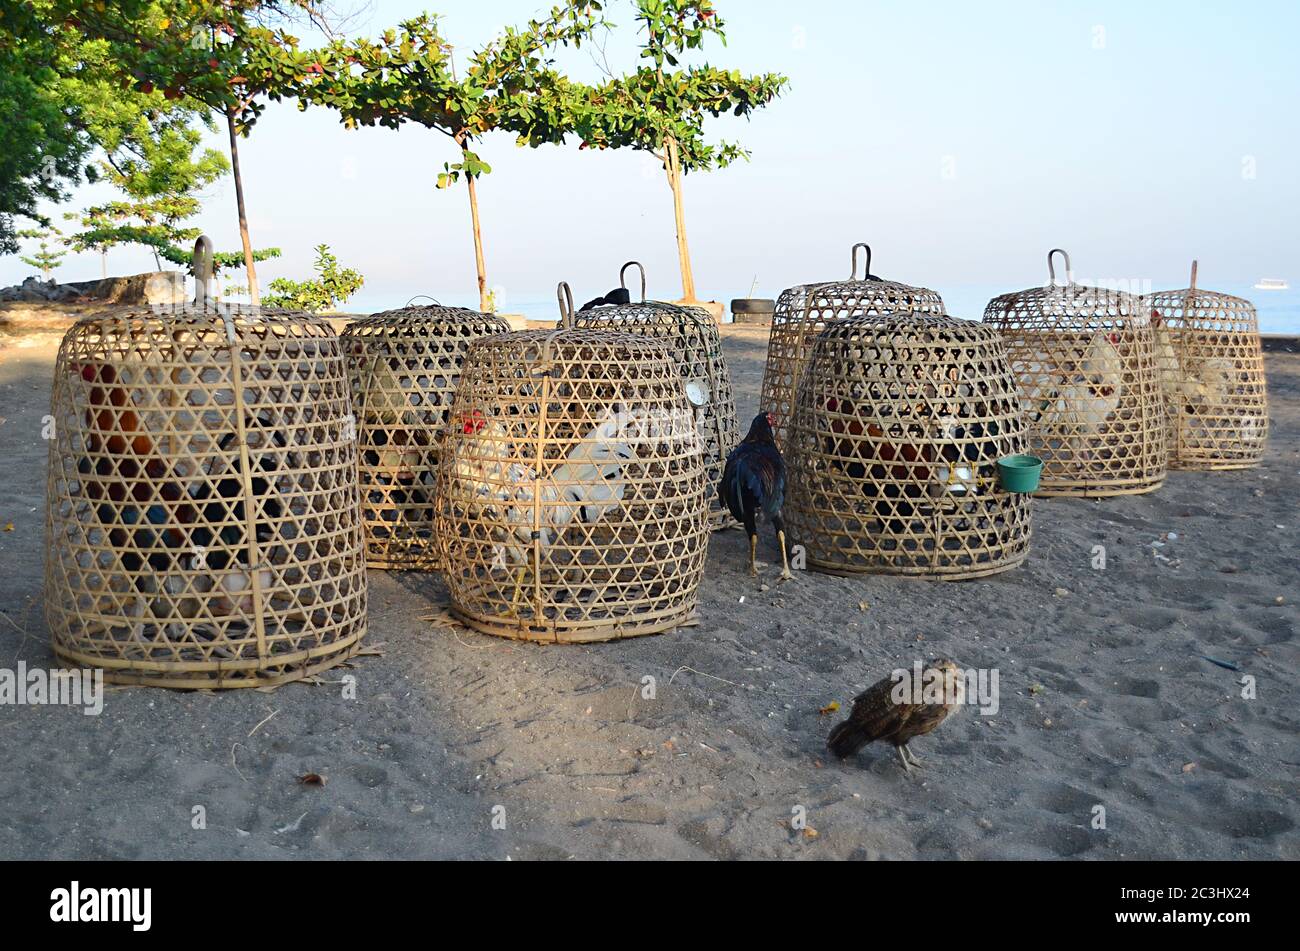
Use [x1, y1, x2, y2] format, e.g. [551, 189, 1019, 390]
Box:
[345, 302, 509, 335]
[570, 261, 716, 327]
[57, 231, 339, 370]
[61, 303, 336, 342]
[1147, 261, 1258, 329]
[778, 243, 946, 316]
[508, 280, 699, 359]
[984, 248, 1142, 330]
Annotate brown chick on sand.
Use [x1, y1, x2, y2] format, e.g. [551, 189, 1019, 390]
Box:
[827, 660, 964, 772]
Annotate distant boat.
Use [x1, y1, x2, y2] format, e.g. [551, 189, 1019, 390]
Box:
[1254, 278, 1289, 290]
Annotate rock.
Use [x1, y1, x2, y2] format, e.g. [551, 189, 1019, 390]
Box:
[2, 272, 188, 305]
[90, 271, 187, 306]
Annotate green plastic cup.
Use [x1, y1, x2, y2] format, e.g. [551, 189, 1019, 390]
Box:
[998, 454, 1043, 493]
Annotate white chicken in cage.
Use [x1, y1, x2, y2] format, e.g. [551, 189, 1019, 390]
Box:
[447, 406, 637, 603]
[1013, 330, 1125, 431]
[1150, 311, 1238, 410]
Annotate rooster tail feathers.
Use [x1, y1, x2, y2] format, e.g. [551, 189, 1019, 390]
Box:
[827, 717, 871, 759]
[718, 457, 746, 522]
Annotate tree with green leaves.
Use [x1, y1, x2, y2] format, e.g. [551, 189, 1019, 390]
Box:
[294, 3, 604, 310]
[55, 0, 332, 303]
[65, 111, 230, 272]
[3, 1, 295, 288]
[571, 0, 786, 302]
[17, 224, 66, 277]
[260, 243, 362, 312]
[0, 5, 96, 254]
[63, 209, 282, 281]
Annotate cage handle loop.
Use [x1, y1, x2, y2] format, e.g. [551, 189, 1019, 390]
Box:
[193, 235, 214, 306]
[406, 294, 442, 307]
[556, 281, 575, 329]
[1047, 248, 1072, 286]
[850, 243, 873, 280]
[620, 261, 647, 302]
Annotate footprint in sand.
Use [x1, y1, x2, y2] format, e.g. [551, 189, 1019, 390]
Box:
[350, 764, 390, 788]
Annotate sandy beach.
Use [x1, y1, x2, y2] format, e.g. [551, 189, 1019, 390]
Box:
[0, 313, 1296, 860]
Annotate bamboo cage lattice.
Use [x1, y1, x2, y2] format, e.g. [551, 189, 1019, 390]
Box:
[760, 243, 947, 448]
[983, 250, 1167, 496]
[43, 239, 367, 688]
[785, 313, 1033, 578]
[571, 261, 739, 529]
[431, 283, 709, 643]
[1144, 261, 1268, 470]
[342, 305, 510, 568]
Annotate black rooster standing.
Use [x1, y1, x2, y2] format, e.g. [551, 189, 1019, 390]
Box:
[719, 411, 792, 581]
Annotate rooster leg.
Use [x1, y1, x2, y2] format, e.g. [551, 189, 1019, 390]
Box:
[776, 528, 793, 582]
[894, 744, 914, 774]
[748, 534, 759, 577]
[901, 744, 924, 769]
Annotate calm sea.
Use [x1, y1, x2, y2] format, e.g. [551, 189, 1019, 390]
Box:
[343, 282, 1300, 334]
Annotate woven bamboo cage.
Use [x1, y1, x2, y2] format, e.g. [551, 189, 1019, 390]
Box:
[342, 304, 510, 568]
[760, 243, 946, 448]
[785, 313, 1033, 578]
[43, 238, 367, 688]
[431, 283, 709, 643]
[983, 250, 1166, 497]
[1144, 261, 1268, 470]
[570, 261, 738, 529]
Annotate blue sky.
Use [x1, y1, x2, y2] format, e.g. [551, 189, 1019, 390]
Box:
[6, 0, 1298, 316]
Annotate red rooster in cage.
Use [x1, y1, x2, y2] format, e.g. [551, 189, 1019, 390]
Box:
[822, 394, 938, 531]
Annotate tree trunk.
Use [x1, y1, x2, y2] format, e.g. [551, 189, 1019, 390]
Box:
[226, 107, 260, 305]
[665, 137, 696, 302]
[465, 168, 490, 312]
[101, 249, 107, 279]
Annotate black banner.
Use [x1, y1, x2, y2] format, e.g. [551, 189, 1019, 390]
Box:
[9, 860, 1273, 937]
